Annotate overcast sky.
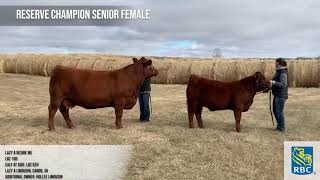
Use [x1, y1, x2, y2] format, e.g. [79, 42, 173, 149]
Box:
[0, 0, 319, 58]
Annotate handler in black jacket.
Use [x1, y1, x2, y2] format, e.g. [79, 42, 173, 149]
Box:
[139, 78, 151, 122]
[270, 58, 288, 132]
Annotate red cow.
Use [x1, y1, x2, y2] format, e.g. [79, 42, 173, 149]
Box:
[48, 57, 158, 131]
[186, 72, 269, 132]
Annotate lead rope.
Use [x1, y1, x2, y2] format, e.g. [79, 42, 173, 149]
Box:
[149, 92, 152, 116]
[269, 91, 274, 127]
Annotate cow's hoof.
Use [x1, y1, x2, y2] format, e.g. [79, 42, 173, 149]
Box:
[48, 128, 55, 131]
[68, 125, 75, 129]
[189, 125, 195, 128]
[116, 126, 123, 129]
[199, 125, 204, 128]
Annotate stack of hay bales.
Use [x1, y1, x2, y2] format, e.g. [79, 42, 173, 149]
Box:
[291, 60, 320, 87]
[0, 59, 3, 73]
[190, 61, 216, 80]
[61, 56, 80, 69]
[286, 60, 295, 87]
[262, 61, 275, 80]
[29, 55, 48, 76]
[2, 54, 50, 75]
[151, 60, 171, 84]
[213, 60, 238, 81]
[15, 54, 33, 74]
[92, 59, 114, 71]
[44, 55, 67, 76]
[235, 60, 264, 80]
[2, 55, 18, 73]
[0, 54, 7, 73]
[93, 59, 131, 71]
[0, 54, 319, 87]
[167, 60, 192, 84]
[76, 58, 96, 70]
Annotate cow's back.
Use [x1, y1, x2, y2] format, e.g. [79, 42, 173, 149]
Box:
[49, 66, 126, 109]
[187, 75, 236, 111]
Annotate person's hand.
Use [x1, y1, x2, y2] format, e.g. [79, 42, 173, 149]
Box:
[269, 80, 275, 87]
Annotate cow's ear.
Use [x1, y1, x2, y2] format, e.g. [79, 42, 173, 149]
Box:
[140, 57, 147, 61]
[143, 60, 152, 66]
[133, 58, 138, 63]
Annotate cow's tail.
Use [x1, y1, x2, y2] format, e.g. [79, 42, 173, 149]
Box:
[186, 76, 192, 107]
[49, 66, 60, 94]
[186, 75, 197, 112]
[49, 66, 65, 101]
[186, 75, 197, 128]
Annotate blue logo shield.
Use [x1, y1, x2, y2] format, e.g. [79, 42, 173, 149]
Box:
[291, 147, 313, 175]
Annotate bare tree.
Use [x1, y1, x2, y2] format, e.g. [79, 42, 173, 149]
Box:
[212, 48, 223, 58]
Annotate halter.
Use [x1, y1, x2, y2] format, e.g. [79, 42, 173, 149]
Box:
[255, 87, 270, 95]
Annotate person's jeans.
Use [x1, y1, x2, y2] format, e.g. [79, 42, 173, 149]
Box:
[273, 96, 286, 130]
[139, 92, 150, 121]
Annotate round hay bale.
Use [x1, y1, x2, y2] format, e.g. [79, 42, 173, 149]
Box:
[0, 58, 4, 73]
[151, 60, 171, 84]
[262, 61, 275, 81]
[92, 60, 110, 71]
[16, 55, 39, 74]
[292, 60, 319, 87]
[44, 56, 65, 76]
[107, 60, 131, 70]
[167, 60, 192, 84]
[30, 56, 47, 76]
[213, 61, 238, 81]
[318, 60, 320, 87]
[61, 57, 80, 69]
[92, 60, 131, 71]
[190, 60, 216, 80]
[3, 57, 18, 73]
[287, 60, 295, 87]
[236, 60, 264, 79]
[92, 60, 108, 71]
[76, 59, 97, 70]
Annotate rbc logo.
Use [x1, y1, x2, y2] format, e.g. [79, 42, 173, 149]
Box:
[291, 147, 313, 175]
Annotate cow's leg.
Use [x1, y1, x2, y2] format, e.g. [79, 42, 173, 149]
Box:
[195, 106, 204, 128]
[48, 99, 61, 131]
[59, 105, 75, 129]
[115, 108, 124, 129]
[187, 102, 195, 128]
[233, 109, 242, 132]
[114, 100, 125, 129]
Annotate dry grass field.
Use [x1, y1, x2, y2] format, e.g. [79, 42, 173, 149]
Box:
[0, 73, 320, 180]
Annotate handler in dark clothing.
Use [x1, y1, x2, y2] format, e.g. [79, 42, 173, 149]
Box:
[270, 58, 288, 132]
[139, 78, 151, 122]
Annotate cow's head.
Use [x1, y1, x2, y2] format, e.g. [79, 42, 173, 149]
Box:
[133, 57, 158, 78]
[254, 72, 269, 92]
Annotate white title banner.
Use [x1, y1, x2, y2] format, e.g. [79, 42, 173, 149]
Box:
[0, 145, 132, 180]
